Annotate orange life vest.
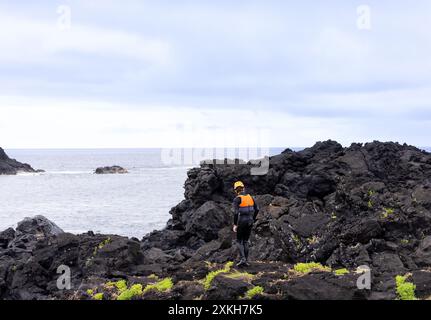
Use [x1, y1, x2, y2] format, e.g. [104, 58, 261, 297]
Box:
[239, 194, 255, 207]
[238, 194, 255, 217]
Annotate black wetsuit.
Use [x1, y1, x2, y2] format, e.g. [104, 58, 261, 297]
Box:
[233, 192, 259, 262]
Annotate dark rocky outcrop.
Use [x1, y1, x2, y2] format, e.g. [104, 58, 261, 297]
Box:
[0, 148, 38, 175]
[2, 140, 431, 300]
[94, 166, 128, 174]
[0, 228, 15, 249]
[204, 275, 252, 300]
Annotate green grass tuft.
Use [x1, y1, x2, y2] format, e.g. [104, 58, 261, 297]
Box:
[293, 262, 331, 274]
[382, 208, 395, 219]
[203, 262, 234, 290]
[93, 237, 112, 256]
[117, 284, 143, 301]
[334, 268, 350, 276]
[225, 271, 254, 280]
[93, 293, 104, 300]
[245, 286, 264, 299]
[144, 278, 173, 294]
[395, 275, 417, 300]
[292, 234, 302, 248]
[114, 280, 128, 293]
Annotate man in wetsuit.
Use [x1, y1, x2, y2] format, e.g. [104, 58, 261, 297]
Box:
[232, 181, 259, 267]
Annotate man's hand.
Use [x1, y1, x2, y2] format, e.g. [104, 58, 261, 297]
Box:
[233, 225, 238, 233]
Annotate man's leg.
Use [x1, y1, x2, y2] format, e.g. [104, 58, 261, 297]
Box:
[237, 240, 246, 261]
[236, 223, 247, 266]
[244, 241, 249, 261]
[243, 219, 253, 264]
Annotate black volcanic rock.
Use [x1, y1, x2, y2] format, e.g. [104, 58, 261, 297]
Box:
[0, 228, 15, 249]
[94, 166, 128, 174]
[204, 275, 252, 300]
[154, 141, 431, 261]
[0, 148, 37, 175]
[2, 140, 431, 300]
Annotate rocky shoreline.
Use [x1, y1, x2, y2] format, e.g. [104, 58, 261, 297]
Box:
[2, 140, 431, 300]
[0, 148, 39, 175]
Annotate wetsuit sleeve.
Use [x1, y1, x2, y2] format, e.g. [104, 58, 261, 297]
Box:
[253, 197, 259, 221]
[233, 196, 241, 225]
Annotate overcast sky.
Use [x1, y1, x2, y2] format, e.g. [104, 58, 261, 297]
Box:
[0, 1, 430, 148]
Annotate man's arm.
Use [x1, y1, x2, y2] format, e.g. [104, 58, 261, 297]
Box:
[233, 196, 241, 226]
[253, 198, 260, 221]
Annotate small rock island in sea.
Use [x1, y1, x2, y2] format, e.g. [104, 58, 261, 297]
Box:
[94, 166, 129, 174]
[2, 140, 431, 300]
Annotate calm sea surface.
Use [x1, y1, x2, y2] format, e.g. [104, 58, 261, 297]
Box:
[1, 149, 189, 237]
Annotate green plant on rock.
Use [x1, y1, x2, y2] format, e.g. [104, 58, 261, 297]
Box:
[93, 237, 112, 256]
[293, 262, 331, 274]
[93, 293, 104, 300]
[382, 208, 395, 219]
[103, 280, 147, 300]
[86, 288, 104, 300]
[117, 284, 143, 301]
[245, 286, 264, 299]
[105, 279, 128, 293]
[395, 275, 417, 300]
[292, 234, 302, 248]
[368, 200, 373, 208]
[334, 268, 350, 276]
[144, 278, 173, 294]
[203, 262, 234, 290]
[115, 280, 128, 293]
[331, 212, 337, 220]
[368, 189, 375, 197]
[225, 271, 254, 281]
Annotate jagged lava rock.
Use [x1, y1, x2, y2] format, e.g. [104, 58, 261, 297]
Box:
[0, 147, 38, 175]
[155, 140, 431, 263]
[3, 140, 431, 300]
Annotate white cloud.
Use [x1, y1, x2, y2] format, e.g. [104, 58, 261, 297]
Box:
[0, 12, 172, 66]
[0, 96, 344, 148]
[295, 86, 431, 116]
[0, 2, 430, 148]
[2, 94, 429, 149]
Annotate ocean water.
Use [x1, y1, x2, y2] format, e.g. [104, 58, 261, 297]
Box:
[0, 149, 189, 237]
